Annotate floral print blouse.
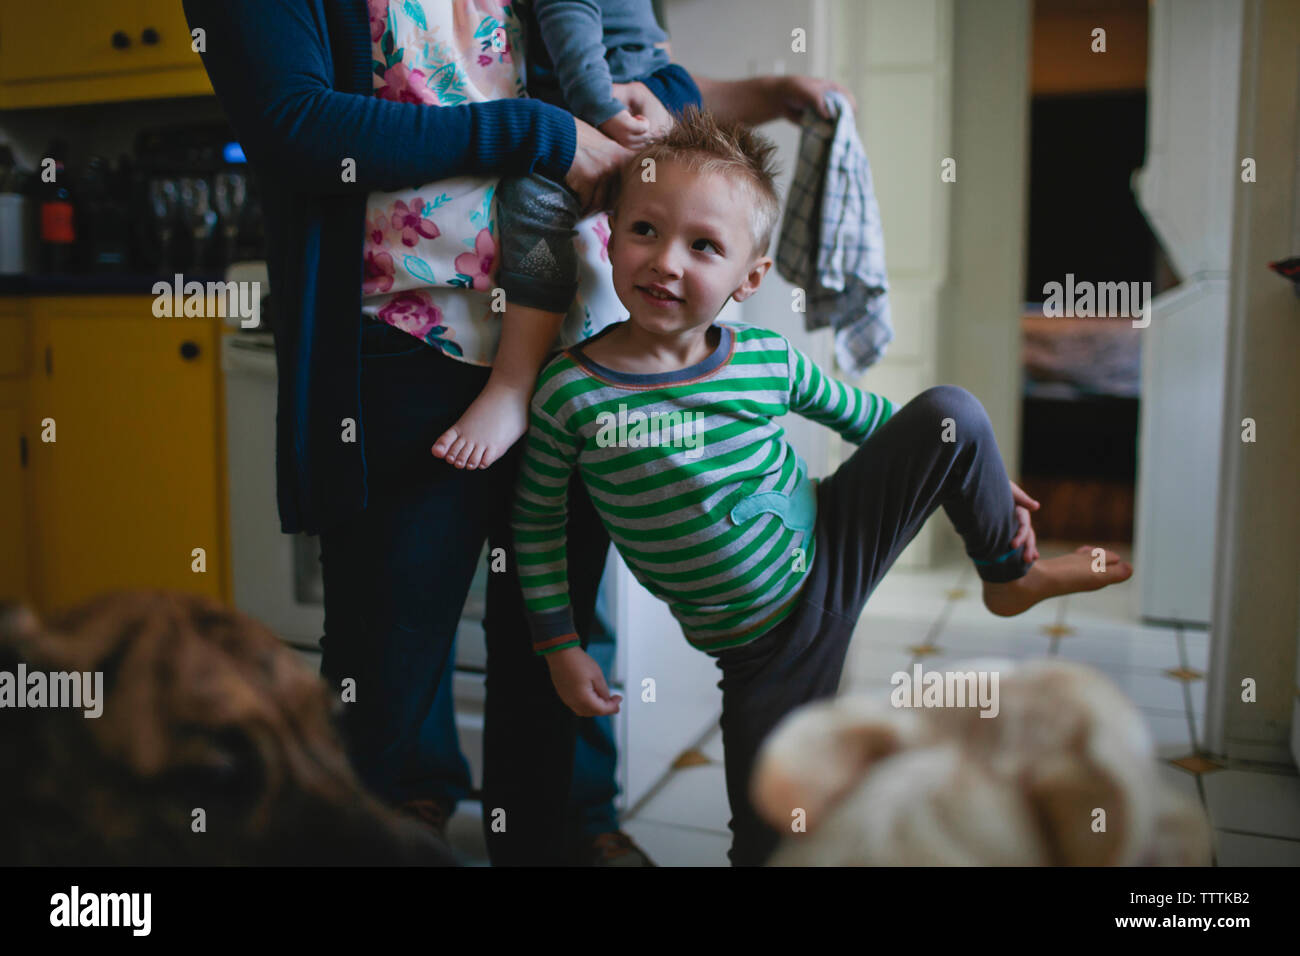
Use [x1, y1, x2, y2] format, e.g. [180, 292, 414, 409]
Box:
[364, 0, 618, 365]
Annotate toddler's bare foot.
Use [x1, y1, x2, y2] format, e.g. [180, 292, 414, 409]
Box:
[982, 545, 1132, 617]
[431, 382, 530, 470]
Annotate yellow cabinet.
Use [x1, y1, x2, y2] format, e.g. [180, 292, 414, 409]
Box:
[130, 0, 208, 72]
[25, 297, 228, 613]
[0, 1, 112, 83]
[0, 0, 211, 108]
[0, 301, 28, 604]
[0, 406, 26, 603]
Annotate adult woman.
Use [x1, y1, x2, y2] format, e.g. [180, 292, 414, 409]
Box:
[184, 0, 852, 865]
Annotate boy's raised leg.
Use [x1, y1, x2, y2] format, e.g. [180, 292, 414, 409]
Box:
[816, 384, 1129, 619]
[713, 385, 1131, 866]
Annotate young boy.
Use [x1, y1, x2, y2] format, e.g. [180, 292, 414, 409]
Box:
[512, 105, 1134, 866]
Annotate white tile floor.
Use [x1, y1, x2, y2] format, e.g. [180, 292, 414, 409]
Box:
[319, 540, 1300, 868]
[595, 542, 1300, 867]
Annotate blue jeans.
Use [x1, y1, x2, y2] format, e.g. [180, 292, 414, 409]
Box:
[318, 321, 616, 864]
[568, 583, 620, 839]
[411, 560, 621, 844]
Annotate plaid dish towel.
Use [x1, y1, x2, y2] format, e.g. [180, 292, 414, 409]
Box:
[775, 89, 892, 376]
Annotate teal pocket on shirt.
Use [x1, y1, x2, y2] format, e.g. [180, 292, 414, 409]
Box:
[729, 467, 818, 535]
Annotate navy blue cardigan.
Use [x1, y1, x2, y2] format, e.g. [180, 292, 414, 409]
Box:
[182, 0, 699, 533]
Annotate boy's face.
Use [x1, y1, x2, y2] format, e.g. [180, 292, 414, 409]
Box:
[607, 157, 772, 337]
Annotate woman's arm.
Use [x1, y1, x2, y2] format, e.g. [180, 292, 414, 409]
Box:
[182, 0, 575, 195]
[695, 75, 858, 126]
[614, 73, 858, 134]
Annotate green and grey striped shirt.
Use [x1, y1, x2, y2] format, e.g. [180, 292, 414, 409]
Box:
[514, 321, 897, 656]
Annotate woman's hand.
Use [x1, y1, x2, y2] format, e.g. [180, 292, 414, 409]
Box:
[1009, 481, 1041, 563]
[611, 81, 675, 137]
[772, 75, 857, 122]
[566, 117, 634, 215]
[544, 646, 622, 717]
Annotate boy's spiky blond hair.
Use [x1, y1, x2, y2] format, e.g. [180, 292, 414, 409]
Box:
[607, 103, 782, 259]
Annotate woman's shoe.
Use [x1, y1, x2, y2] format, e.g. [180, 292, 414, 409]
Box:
[576, 831, 657, 866]
[396, 797, 453, 843]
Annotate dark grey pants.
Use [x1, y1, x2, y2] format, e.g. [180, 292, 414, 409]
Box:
[709, 385, 1033, 866]
[494, 172, 584, 313]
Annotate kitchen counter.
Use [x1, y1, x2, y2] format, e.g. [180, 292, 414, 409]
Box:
[0, 273, 228, 296]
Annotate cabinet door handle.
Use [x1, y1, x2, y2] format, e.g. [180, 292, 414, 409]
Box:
[111, 30, 132, 50]
[141, 27, 160, 46]
[44, 345, 52, 376]
[180, 341, 201, 361]
[19, 433, 27, 469]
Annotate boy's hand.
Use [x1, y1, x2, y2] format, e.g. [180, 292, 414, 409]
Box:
[1009, 480, 1040, 563]
[598, 107, 654, 149]
[544, 646, 622, 717]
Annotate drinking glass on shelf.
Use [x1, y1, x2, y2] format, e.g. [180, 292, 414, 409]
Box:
[148, 177, 179, 273]
[179, 177, 218, 272]
[213, 171, 248, 268]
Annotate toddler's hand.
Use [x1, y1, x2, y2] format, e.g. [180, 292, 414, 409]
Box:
[599, 108, 653, 150]
[1009, 480, 1040, 563]
[544, 646, 622, 717]
[611, 81, 674, 136]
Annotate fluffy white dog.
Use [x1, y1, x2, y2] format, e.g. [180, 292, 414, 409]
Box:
[752, 658, 1212, 866]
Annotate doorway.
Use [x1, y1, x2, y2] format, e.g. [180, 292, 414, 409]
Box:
[1017, 0, 1172, 545]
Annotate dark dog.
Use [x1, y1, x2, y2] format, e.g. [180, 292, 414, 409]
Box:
[0, 592, 456, 866]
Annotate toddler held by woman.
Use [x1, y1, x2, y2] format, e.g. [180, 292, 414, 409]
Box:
[431, 0, 699, 468]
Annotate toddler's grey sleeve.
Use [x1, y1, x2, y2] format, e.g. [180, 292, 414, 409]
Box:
[534, 0, 628, 127]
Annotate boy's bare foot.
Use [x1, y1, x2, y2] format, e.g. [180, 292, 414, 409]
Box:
[431, 382, 530, 470]
[982, 545, 1132, 618]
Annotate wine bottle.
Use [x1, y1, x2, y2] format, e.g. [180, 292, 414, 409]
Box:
[38, 140, 77, 274]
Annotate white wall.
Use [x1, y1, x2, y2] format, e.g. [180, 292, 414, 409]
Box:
[830, 0, 954, 567]
[665, 0, 835, 483]
[939, 0, 1031, 562]
[1205, 0, 1300, 766]
[830, 0, 1030, 568]
[1131, 0, 1242, 625]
